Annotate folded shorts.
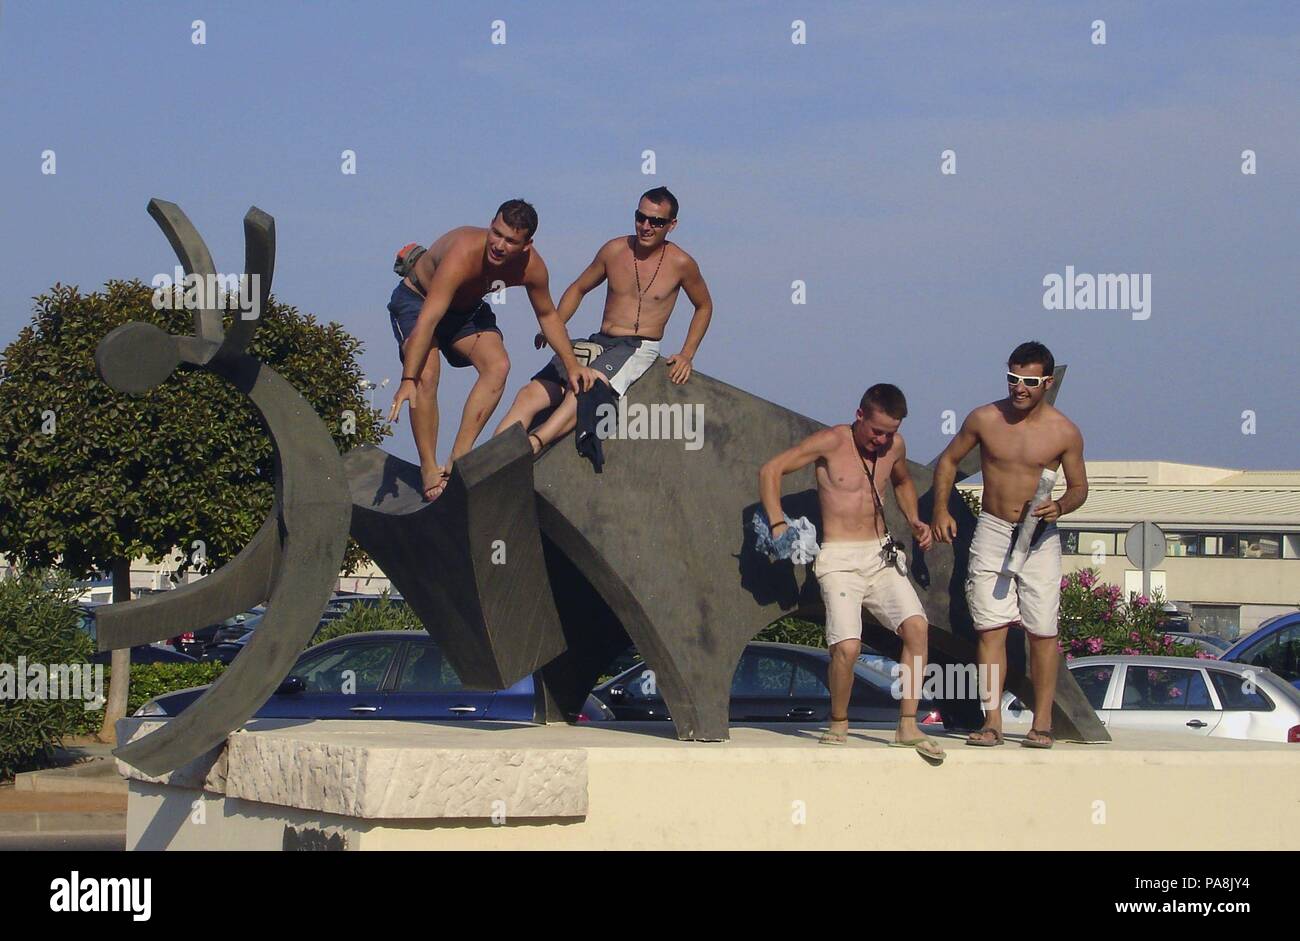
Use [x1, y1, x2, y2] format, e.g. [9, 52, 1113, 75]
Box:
[965, 512, 1061, 637]
[814, 539, 926, 646]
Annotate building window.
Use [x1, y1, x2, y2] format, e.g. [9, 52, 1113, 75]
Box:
[1164, 533, 1200, 558]
[1062, 531, 1117, 556]
[1237, 534, 1280, 559]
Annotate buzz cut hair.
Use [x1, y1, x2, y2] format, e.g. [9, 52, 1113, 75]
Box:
[495, 198, 539, 239]
[640, 186, 679, 219]
[1008, 340, 1055, 378]
[860, 383, 908, 420]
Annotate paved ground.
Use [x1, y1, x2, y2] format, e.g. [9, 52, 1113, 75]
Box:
[1, 739, 126, 839]
[0, 831, 125, 851]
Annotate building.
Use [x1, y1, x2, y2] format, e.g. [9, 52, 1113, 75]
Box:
[962, 461, 1300, 639]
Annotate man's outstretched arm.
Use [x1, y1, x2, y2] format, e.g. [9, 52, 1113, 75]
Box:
[526, 257, 603, 393]
[666, 257, 713, 384]
[930, 411, 981, 543]
[758, 428, 839, 536]
[889, 436, 933, 551]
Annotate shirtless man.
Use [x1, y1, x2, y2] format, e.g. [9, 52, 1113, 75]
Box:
[387, 199, 603, 499]
[930, 341, 1089, 749]
[758, 384, 943, 760]
[493, 187, 713, 452]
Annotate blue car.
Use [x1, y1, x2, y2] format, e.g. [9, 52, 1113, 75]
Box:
[136, 630, 612, 722]
[1222, 611, 1300, 689]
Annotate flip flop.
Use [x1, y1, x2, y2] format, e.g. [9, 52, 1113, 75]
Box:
[1022, 728, 1054, 749]
[819, 716, 849, 745]
[964, 727, 1005, 747]
[891, 736, 947, 762]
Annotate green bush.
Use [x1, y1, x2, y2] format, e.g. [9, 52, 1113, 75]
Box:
[0, 569, 95, 780]
[1058, 568, 1203, 659]
[756, 616, 826, 649]
[310, 593, 423, 646]
[71, 661, 226, 735]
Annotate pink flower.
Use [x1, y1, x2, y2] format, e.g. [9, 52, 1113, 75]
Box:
[1195, 651, 1217, 660]
[1102, 612, 1112, 621]
[1087, 637, 1103, 653]
[1109, 585, 1122, 599]
[1060, 576, 1070, 589]
[1065, 653, 1074, 661]
[1136, 595, 1150, 607]
[1163, 636, 1174, 647]
[1093, 586, 1108, 597]
[1122, 647, 1138, 655]
[1079, 570, 1095, 588]
[1129, 631, 1140, 641]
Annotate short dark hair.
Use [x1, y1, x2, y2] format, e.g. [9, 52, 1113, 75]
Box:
[495, 199, 538, 239]
[1008, 340, 1055, 378]
[860, 383, 908, 420]
[640, 186, 678, 219]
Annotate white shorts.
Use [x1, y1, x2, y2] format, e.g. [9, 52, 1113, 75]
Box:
[814, 540, 927, 646]
[965, 512, 1061, 637]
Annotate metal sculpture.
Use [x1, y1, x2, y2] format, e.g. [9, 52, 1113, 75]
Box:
[97, 199, 1107, 776]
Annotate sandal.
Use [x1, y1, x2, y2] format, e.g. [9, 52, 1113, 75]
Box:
[965, 726, 1005, 747]
[1023, 728, 1054, 749]
[891, 713, 946, 761]
[528, 432, 544, 456]
[819, 715, 849, 745]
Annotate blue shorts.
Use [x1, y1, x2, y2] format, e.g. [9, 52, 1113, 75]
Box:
[388, 280, 501, 369]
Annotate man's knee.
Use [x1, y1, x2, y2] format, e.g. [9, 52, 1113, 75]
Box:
[481, 350, 510, 388]
[899, 616, 928, 646]
[830, 638, 861, 663]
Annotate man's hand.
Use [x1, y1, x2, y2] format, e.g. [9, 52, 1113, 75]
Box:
[534, 331, 547, 350]
[931, 510, 958, 544]
[388, 378, 417, 423]
[665, 352, 693, 384]
[910, 518, 933, 551]
[1031, 499, 1063, 523]
[567, 365, 607, 394]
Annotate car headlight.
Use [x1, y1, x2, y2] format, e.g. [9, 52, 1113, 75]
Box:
[133, 701, 168, 717]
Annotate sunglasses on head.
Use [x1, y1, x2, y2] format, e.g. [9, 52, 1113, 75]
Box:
[1007, 371, 1048, 388]
[635, 210, 671, 228]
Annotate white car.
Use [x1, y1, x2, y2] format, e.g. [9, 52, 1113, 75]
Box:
[999, 656, 1300, 744]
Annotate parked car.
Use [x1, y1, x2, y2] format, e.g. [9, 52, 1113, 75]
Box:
[591, 641, 942, 724]
[77, 604, 198, 665]
[209, 611, 264, 647]
[1221, 611, 1300, 689]
[1162, 632, 1229, 657]
[137, 630, 611, 722]
[1002, 655, 1300, 743]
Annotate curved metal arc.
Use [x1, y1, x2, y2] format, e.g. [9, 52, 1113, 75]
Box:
[146, 198, 224, 358]
[216, 207, 275, 360]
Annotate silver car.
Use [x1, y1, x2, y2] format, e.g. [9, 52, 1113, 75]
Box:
[1002, 656, 1300, 743]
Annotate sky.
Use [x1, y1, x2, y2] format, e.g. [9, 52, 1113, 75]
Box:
[2, 1, 1297, 469]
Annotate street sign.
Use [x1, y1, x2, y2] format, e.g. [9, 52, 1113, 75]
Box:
[1125, 521, 1166, 598]
[1126, 521, 1166, 570]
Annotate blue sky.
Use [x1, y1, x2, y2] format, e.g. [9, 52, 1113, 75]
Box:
[2, 1, 1296, 468]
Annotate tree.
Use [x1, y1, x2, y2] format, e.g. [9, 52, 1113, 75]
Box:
[0, 280, 389, 740]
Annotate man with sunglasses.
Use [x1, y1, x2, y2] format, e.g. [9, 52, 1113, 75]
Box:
[387, 200, 604, 501]
[930, 341, 1089, 749]
[493, 187, 713, 453]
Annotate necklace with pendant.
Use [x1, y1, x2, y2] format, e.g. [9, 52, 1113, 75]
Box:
[633, 242, 666, 334]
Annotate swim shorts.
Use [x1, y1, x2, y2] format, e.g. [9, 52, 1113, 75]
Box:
[965, 512, 1061, 637]
[532, 331, 660, 396]
[814, 539, 927, 646]
[388, 279, 501, 369]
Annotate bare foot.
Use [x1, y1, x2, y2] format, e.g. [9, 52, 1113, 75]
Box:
[528, 432, 544, 456]
[421, 466, 451, 502]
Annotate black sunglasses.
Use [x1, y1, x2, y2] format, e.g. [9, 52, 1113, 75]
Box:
[635, 210, 671, 228]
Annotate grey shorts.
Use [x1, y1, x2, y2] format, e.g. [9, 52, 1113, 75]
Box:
[533, 332, 660, 396]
